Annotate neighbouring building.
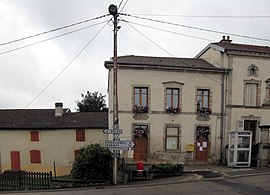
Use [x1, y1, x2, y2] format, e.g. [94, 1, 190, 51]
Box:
[105, 36, 270, 164]
[0, 103, 108, 176]
[105, 55, 229, 163]
[196, 36, 270, 164]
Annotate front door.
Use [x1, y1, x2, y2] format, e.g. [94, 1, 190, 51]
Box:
[244, 120, 257, 143]
[133, 135, 148, 161]
[11, 151, 21, 170]
[195, 137, 208, 162]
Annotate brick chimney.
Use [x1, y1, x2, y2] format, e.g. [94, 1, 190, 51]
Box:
[220, 35, 232, 43]
[55, 102, 63, 116]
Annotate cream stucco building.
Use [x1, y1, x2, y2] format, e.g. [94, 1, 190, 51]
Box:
[105, 55, 229, 163]
[196, 36, 270, 163]
[0, 103, 108, 176]
[105, 37, 270, 164]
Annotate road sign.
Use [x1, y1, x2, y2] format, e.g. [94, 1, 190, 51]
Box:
[105, 140, 135, 149]
[103, 129, 122, 134]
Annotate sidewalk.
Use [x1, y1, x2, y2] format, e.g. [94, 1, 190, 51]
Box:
[123, 164, 270, 187]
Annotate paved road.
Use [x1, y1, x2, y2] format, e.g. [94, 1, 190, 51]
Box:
[1, 174, 270, 195]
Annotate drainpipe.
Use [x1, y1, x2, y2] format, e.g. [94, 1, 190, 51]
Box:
[220, 71, 228, 164]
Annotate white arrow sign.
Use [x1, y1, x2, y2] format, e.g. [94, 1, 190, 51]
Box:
[105, 140, 135, 149]
[103, 129, 122, 134]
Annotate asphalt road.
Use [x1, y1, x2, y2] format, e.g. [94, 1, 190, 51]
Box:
[1, 174, 270, 195]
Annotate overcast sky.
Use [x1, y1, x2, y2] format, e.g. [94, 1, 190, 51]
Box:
[0, 0, 270, 111]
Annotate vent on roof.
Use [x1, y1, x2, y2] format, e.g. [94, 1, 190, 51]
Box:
[55, 102, 63, 117]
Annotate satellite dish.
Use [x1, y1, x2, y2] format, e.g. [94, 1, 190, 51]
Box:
[109, 4, 117, 15]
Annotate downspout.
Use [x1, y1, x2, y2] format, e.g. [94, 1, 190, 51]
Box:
[220, 71, 228, 164]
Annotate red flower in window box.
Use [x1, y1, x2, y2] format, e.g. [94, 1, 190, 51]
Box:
[133, 105, 149, 113]
[197, 107, 212, 116]
[166, 106, 181, 114]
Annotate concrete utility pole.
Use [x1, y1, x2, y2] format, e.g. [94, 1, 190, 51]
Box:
[108, 4, 119, 185]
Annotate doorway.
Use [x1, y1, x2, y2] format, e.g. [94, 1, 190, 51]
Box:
[11, 151, 21, 170]
[195, 126, 210, 162]
[133, 125, 148, 161]
[244, 120, 257, 143]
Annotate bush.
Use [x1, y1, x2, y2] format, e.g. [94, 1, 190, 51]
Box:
[152, 163, 183, 176]
[71, 144, 112, 183]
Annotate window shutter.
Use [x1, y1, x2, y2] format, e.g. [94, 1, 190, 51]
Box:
[30, 150, 41, 163]
[76, 129, 85, 141]
[30, 131, 39, 141]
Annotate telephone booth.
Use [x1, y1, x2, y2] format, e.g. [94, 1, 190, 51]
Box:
[228, 131, 252, 167]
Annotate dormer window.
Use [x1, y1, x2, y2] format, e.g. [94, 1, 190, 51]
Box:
[248, 65, 258, 77]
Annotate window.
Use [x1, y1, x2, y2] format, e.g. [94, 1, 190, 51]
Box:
[245, 83, 258, 106]
[265, 79, 270, 104]
[30, 131, 39, 141]
[133, 87, 148, 113]
[197, 89, 210, 109]
[248, 65, 258, 77]
[30, 150, 41, 163]
[165, 127, 180, 150]
[166, 88, 180, 113]
[76, 129, 85, 141]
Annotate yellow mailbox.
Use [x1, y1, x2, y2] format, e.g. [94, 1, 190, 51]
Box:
[186, 144, 194, 152]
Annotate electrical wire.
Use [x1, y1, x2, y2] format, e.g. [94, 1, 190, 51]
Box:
[0, 14, 110, 47]
[124, 21, 174, 57]
[121, 19, 214, 42]
[119, 0, 129, 12]
[120, 13, 270, 42]
[123, 18, 222, 84]
[24, 20, 109, 109]
[0, 20, 108, 56]
[129, 14, 270, 18]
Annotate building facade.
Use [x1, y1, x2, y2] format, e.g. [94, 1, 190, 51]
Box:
[196, 36, 270, 162]
[105, 56, 229, 163]
[0, 103, 108, 176]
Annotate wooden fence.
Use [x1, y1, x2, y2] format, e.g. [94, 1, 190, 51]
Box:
[0, 170, 52, 190]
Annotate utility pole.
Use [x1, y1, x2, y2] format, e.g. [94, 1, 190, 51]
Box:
[108, 4, 119, 185]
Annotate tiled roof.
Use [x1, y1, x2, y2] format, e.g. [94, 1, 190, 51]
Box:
[105, 55, 227, 71]
[0, 109, 108, 130]
[212, 42, 270, 54]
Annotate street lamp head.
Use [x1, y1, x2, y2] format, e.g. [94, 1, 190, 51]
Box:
[109, 4, 118, 16]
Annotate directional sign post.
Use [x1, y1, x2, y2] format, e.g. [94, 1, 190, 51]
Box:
[103, 129, 122, 134]
[105, 140, 135, 150]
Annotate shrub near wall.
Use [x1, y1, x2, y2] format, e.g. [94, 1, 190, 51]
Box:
[71, 144, 112, 183]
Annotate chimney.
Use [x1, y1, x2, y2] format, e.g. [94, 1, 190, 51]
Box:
[55, 102, 63, 116]
[220, 35, 232, 43]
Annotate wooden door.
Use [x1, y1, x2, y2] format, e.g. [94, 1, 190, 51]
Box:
[195, 137, 208, 162]
[244, 120, 257, 143]
[133, 135, 148, 161]
[11, 151, 21, 170]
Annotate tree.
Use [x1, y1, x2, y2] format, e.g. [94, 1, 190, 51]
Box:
[71, 144, 112, 182]
[76, 91, 108, 112]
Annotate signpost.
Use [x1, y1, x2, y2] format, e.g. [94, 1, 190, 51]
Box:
[105, 140, 135, 149]
[103, 129, 122, 134]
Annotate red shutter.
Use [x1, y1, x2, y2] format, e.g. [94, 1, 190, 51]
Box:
[76, 129, 85, 141]
[30, 131, 39, 141]
[30, 150, 41, 163]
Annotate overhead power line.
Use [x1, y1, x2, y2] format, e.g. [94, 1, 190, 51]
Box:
[129, 14, 270, 18]
[24, 20, 109, 109]
[0, 14, 110, 47]
[124, 20, 174, 57]
[120, 13, 270, 42]
[0, 20, 108, 56]
[121, 19, 214, 42]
